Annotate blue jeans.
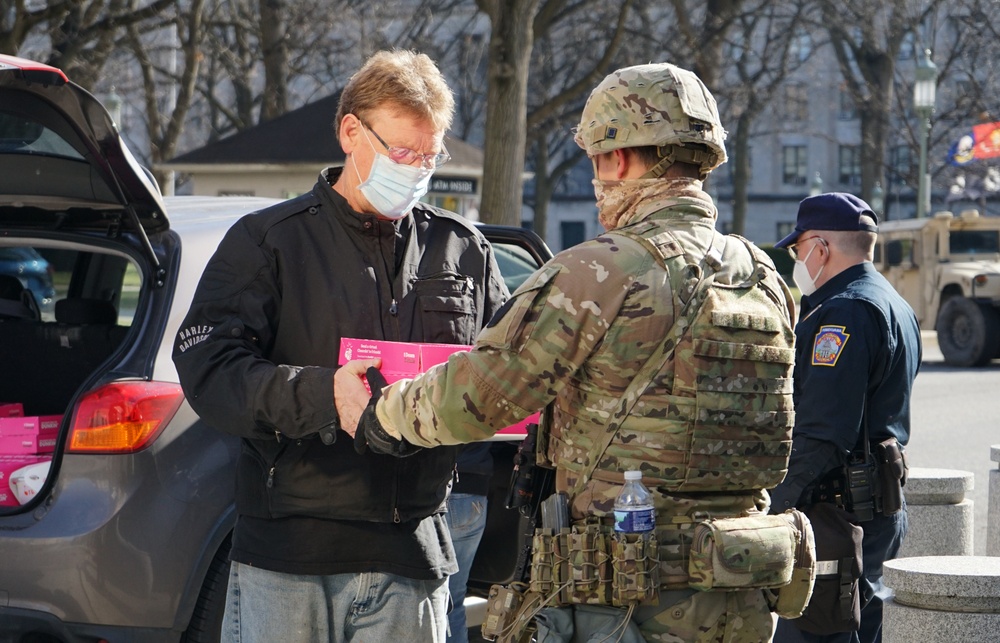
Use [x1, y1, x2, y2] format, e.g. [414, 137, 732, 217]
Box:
[774, 505, 909, 643]
[446, 493, 488, 643]
[221, 561, 450, 643]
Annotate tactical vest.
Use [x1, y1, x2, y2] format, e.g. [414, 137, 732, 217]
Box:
[545, 218, 795, 511]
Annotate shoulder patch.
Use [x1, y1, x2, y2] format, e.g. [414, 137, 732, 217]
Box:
[812, 325, 850, 366]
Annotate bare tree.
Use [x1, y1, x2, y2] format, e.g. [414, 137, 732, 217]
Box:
[0, 0, 176, 89]
[723, 0, 813, 235]
[525, 0, 634, 240]
[815, 0, 945, 205]
[475, 0, 543, 226]
[259, 0, 289, 121]
[125, 0, 206, 191]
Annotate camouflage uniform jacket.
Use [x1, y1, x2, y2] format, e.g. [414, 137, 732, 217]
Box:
[378, 179, 796, 526]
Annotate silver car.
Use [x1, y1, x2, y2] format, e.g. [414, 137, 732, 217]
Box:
[0, 55, 551, 642]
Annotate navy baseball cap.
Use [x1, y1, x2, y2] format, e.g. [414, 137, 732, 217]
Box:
[775, 192, 880, 248]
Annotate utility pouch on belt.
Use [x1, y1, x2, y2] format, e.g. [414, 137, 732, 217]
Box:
[688, 513, 798, 591]
[481, 583, 540, 643]
[875, 437, 906, 516]
[529, 525, 658, 607]
[766, 509, 817, 619]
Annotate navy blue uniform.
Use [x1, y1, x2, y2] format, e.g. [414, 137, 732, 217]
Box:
[771, 262, 921, 643]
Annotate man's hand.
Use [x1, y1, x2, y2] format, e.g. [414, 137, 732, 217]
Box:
[334, 358, 381, 438]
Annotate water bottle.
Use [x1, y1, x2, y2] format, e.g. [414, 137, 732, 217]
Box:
[613, 470, 656, 534]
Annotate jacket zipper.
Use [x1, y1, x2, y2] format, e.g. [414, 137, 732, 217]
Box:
[392, 460, 401, 523]
[265, 435, 290, 490]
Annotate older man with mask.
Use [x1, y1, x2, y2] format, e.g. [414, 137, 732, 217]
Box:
[172, 49, 508, 643]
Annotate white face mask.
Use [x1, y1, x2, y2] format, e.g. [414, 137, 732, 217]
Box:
[792, 242, 825, 296]
[354, 130, 434, 220]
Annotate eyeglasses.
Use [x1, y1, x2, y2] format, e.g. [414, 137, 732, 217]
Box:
[359, 119, 451, 169]
[787, 236, 826, 260]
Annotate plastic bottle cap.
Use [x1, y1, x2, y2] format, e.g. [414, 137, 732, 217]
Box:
[624, 470, 642, 481]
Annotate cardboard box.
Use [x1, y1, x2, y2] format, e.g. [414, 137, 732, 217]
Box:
[0, 403, 24, 417]
[0, 455, 51, 506]
[340, 338, 538, 437]
[339, 338, 471, 385]
[0, 415, 61, 455]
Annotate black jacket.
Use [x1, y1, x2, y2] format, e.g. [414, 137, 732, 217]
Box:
[173, 170, 508, 524]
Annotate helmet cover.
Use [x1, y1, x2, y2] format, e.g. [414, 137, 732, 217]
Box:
[575, 63, 728, 173]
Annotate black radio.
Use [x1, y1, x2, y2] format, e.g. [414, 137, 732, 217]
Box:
[845, 458, 876, 522]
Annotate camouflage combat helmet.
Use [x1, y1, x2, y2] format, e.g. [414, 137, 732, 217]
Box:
[575, 62, 728, 177]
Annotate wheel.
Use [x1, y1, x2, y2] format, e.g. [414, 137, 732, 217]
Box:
[181, 535, 231, 643]
[936, 297, 1000, 367]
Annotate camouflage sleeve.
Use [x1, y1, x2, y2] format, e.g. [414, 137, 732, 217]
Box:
[376, 239, 648, 447]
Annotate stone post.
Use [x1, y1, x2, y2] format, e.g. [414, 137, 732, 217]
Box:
[884, 556, 1000, 642]
[900, 467, 974, 557]
[988, 445, 1000, 556]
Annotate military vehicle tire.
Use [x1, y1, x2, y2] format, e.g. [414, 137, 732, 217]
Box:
[936, 297, 1000, 367]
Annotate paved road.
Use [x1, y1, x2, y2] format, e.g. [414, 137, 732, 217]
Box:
[905, 331, 1000, 555]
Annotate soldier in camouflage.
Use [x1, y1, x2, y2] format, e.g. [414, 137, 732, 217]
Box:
[337, 62, 797, 642]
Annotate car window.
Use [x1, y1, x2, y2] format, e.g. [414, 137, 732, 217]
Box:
[493, 242, 543, 292]
[0, 245, 137, 325]
[0, 111, 82, 159]
[950, 230, 999, 254]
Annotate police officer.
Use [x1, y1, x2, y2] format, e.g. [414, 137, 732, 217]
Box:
[769, 193, 922, 643]
[336, 62, 797, 642]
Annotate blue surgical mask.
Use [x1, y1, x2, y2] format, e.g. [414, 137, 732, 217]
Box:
[354, 130, 434, 219]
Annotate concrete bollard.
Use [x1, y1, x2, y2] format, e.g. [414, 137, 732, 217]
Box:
[988, 446, 1000, 556]
[899, 467, 974, 557]
[883, 556, 1000, 642]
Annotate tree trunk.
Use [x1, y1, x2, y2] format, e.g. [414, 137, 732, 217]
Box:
[476, 0, 541, 226]
[731, 111, 751, 236]
[259, 0, 288, 121]
[530, 136, 551, 241]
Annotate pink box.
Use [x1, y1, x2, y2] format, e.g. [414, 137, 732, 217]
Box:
[0, 455, 51, 506]
[0, 415, 61, 455]
[339, 338, 472, 385]
[0, 403, 24, 417]
[340, 338, 538, 437]
[496, 411, 541, 437]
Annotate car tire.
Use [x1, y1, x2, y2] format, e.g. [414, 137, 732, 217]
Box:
[181, 535, 231, 643]
[936, 297, 1000, 367]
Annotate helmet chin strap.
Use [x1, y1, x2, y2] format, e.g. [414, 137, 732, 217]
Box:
[640, 145, 715, 180]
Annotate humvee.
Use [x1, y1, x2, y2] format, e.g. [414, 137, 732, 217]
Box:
[874, 209, 1000, 367]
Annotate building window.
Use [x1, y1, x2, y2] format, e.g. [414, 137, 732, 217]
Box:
[838, 90, 858, 120]
[784, 84, 808, 121]
[782, 145, 807, 185]
[898, 31, 915, 61]
[890, 145, 914, 185]
[838, 145, 862, 186]
[777, 221, 795, 240]
[790, 32, 812, 62]
[218, 190, 255, 196]
[560, 221, 587, 250]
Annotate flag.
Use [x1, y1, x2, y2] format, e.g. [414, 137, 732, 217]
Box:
[948, 121, 1000, 166]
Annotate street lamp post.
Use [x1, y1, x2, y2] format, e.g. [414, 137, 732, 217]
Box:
[914, 49, 938, 218]
[871, 181, 885, 219]
[810, 171, 823, 197]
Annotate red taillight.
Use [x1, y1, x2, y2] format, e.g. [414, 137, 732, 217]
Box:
[67, 382, 184, 454]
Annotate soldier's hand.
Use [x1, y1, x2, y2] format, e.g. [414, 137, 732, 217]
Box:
[354, 367, 422, 457]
